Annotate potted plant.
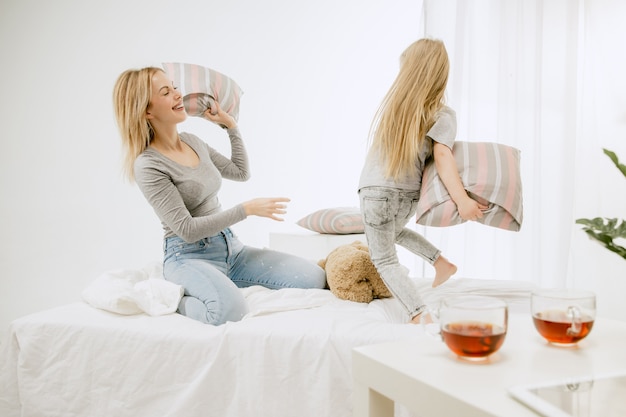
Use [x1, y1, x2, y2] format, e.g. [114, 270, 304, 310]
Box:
[576, 149, 626, 260]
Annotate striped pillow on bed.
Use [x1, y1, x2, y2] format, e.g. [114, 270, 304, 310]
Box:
[162, 62, 243, 123]
[415, 141, 523, 231]
[297, 207, 365, 234]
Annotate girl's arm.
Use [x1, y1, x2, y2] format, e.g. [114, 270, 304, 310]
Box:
[433, 142, 488, 221]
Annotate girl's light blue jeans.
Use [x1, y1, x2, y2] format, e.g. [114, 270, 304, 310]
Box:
[163, 228, 327, 325]
[359, 187, 441, 318]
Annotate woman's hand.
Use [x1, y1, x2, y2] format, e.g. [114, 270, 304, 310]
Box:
[242, 197, 291, 221]
[203, 101, 237, 129]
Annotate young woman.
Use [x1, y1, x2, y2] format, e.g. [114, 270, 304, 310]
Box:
[113, 67, 326, 325]
[358, 39, 487, 323]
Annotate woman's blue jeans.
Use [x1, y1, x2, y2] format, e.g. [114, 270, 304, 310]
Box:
[359, 187, 441, 318]
[163, 228, 327, 325]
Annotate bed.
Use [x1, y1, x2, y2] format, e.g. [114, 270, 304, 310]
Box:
[0, 259, 533, 417]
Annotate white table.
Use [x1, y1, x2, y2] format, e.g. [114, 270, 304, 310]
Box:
[352, 314, 626, 417]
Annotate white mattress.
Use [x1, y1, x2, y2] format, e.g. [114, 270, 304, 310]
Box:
[0, 273, 533, 417]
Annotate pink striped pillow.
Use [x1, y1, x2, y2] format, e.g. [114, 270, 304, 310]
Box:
[162, 62, 243, 124]
[415, 141, 523, 231]
[297, 207, 365, 234]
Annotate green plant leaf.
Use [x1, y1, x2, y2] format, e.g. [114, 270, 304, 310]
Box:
[603, 148, 626, 178]
[575, 149, 626, 261]
[576, 217, 626, 260]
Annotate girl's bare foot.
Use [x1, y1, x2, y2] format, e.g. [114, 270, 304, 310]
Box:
[432, 256, 457, 287]
[410, 313, 422, 324]
[410, 311, 433, 324]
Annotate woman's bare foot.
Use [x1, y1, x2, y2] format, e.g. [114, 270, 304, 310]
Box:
[432, 256, 457, 287]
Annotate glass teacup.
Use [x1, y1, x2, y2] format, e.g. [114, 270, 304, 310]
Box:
[531, 289, 596, 346]
[425, 295, 508, 361]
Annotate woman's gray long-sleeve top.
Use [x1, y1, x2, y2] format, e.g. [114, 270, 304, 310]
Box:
[134, 128, 249, 242]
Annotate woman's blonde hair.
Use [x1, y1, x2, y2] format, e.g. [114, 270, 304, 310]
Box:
[112, 67, 162, 182]
[370, 38, 450, 181]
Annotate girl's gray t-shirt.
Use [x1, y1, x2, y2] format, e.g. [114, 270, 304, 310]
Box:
[134, 128, 249, 243]
[358, 106, 457, 193]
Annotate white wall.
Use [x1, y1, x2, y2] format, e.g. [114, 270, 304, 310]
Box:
[0, 0, 424, 336]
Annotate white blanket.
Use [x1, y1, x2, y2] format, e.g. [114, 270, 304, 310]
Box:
[81, 262, 183, 316]
[0, 269, 534, 417]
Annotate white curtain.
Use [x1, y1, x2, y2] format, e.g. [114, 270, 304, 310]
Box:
[412, 0, 626, 288]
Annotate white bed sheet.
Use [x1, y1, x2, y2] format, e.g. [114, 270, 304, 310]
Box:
[0, 275, 533, 417]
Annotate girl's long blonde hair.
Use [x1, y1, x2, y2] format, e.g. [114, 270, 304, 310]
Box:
[112, 67, 162, 182]
[370, 38, 450, 181]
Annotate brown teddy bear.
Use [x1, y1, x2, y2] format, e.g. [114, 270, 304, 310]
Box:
[318, 241, 392, 303]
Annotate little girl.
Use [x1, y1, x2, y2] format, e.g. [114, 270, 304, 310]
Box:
[358, 38, 487, 323]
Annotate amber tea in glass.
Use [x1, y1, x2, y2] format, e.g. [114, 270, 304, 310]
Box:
[531, 289, 596, 346]
[441, 321, 507, 359]
[437, 296, 508, 361]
